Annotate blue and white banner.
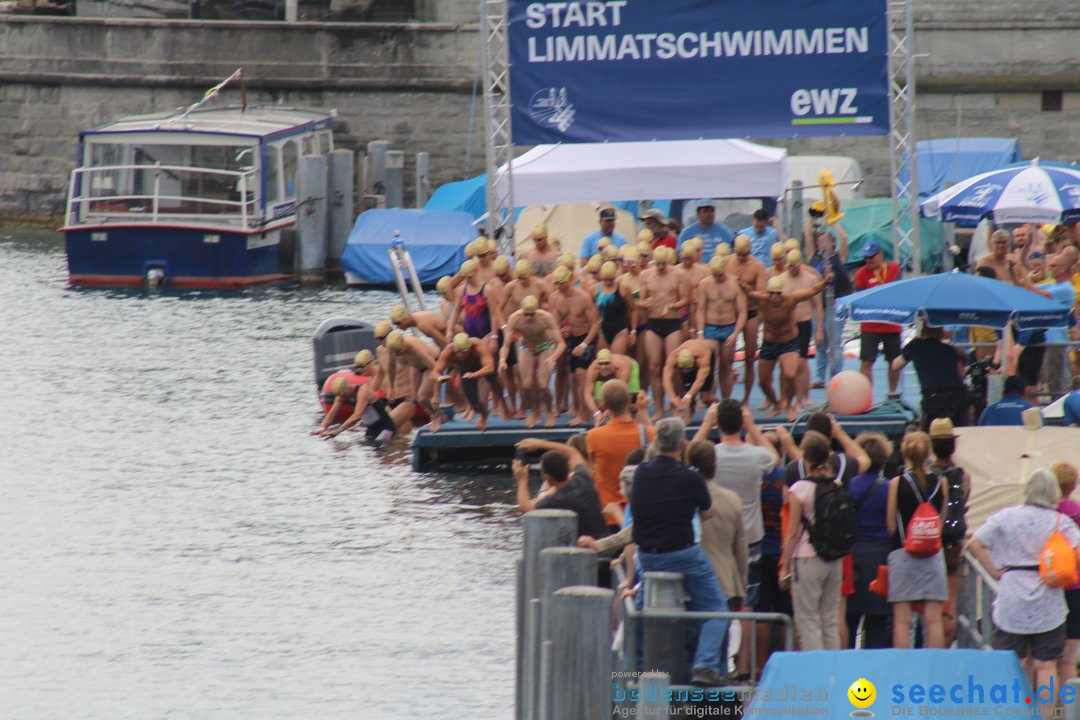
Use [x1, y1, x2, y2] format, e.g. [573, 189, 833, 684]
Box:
[508, 0, 890, 144]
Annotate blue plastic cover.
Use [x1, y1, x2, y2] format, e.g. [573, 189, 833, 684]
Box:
[424, 175, 488, 220]
[340, 209, 476, 285]
[902, 137, 1022, 198]
[745, 649, 1038, 717]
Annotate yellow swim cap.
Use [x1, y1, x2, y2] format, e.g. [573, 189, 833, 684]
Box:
[493, 256, 510, 274]
[680, 243, 697, 259]
[786, 249, 803, 266]
[465, 239, 481, 258]
[515, 259, 533, 278]
[531, 223, 548, 240]
[637, 228, 654, 244]
[460, 258, 478, 277]
[597, 236, 612, 250]
[621, 245, 640, 262]
[709, 255, 727, 274]
[374, 321, 392, 340]
[766, 275, 785, 293]
[586, 255, 603, 272]
[600, 261, 618, 280]
[687, 237, 703, 252]
[332, 376, 351, 395]
[784, 238, 800, 252]
[521, 295, 540, 313]
[677, 350, 695, 369]
[552, 265, 573, 285]
[596, 348, 613, 364]
[389, 304, 408, 323]
[601, 244, 618, 259]
[636, 241, 652, 256]
[770, 242, 786, 260]
[558, 252, 575, 269]
[435, 276, 452, 295]
[734, 234, 752, 255]
[453, 332, 470, 352]
[354, 349, 374, 368]
[386, 330, 405, 351]
[715, 242, 732, 258]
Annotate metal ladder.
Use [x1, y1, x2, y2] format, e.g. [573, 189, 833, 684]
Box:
[387, 231, 427, 313]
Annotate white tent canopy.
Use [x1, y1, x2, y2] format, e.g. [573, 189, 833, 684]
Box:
[498, 139, 788, 206]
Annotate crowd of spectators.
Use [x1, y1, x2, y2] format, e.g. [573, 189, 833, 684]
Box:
[518, 379, 1080, 702]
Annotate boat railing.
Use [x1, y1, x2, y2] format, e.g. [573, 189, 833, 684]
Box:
[66, 163, 261, 228]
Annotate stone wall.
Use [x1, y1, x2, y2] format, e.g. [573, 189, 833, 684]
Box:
[4, 2, 1080, 218]
[0, 15, 482, 218]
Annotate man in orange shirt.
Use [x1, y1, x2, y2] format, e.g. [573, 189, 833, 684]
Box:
[586, 379, 654, 528]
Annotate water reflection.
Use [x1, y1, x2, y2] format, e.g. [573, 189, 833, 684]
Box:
[0, 231, 515, 719]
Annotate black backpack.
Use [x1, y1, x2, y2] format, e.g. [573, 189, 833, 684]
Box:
[804, 476, 858, 561]
[931, 465, 967, 544]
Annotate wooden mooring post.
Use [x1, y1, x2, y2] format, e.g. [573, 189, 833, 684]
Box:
[643, 571, 688, 685]
[549, 586, 615, 719]
[517, 510, 577, 720]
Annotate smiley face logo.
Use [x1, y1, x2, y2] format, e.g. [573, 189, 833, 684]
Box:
[848, 678, 876, 715]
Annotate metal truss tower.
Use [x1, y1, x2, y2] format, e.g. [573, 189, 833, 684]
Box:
[481, 0, 516, 255]
[888, 0, 921, 273]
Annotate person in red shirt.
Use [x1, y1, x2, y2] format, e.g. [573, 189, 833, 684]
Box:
[640, 209, 677, 250]
[853, 241, 902, 395]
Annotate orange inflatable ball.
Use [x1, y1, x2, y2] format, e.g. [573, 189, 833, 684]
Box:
[826, 370, 873, 415]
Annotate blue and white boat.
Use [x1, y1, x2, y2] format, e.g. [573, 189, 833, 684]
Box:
[62, 98, 335, 287]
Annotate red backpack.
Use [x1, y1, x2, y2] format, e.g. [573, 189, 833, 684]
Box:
[899, 472, 943, 558]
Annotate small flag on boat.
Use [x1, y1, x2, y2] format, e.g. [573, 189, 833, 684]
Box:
[164, 69, 245, 127]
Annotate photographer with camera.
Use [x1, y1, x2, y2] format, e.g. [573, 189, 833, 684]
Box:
[891, 324, 971, 429]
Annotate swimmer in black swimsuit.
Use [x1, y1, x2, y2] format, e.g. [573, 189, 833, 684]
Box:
[640, 245, 688, 417]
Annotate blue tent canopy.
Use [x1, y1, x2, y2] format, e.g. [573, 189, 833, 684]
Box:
[836, 272, 1070, 331]
[340, 209, 476, 285]
[901, 138, 1022, 198]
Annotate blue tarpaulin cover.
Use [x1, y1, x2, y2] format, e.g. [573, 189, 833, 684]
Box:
[901, 138, 1022, 198]
[340, 209, 476, 285]
[424, 175, 488, 220]
[745, 649, 1037, 718]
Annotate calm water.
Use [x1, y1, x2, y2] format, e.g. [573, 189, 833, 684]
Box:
[0, 230, 517, 719]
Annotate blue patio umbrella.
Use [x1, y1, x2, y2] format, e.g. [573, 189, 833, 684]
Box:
[921, 159, 1080, 226]
[835, 272, 1070, 331]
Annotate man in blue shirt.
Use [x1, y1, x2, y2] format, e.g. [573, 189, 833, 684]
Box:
[1064, 388, 1080, 426]
[739, 208, 782, 266]
[579, 207, 628, 262]
[631, 417, 730, 686]
[679, 200, 734, 260]
[979, 375, 1036, 426]
[1030, 252, 1078, 398]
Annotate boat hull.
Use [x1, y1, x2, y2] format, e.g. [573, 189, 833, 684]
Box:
[64, 224, 295, 288]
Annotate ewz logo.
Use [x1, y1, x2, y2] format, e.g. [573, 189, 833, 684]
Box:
[789, 88, 872, 126]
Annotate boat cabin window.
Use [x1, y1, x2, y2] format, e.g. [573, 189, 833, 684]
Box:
[282, 140, 299, 197]
[84, 141, 257, 215]
[264, 145, 281, 205]
[318, 133, 331, 155]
